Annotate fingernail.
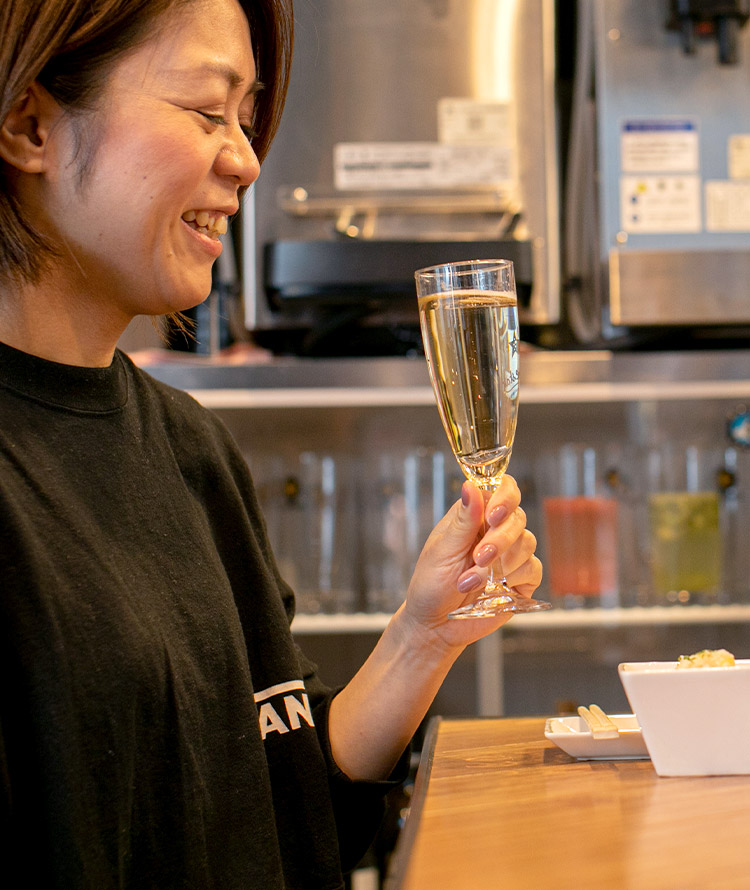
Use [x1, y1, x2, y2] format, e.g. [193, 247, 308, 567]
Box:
[487, 505, 508, 527]
[475, 544, 497, 567]
[457, 572, 481, 593]
[461, 482, 471, 507]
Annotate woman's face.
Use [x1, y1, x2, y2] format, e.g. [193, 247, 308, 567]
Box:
[37, 0, 259, 322]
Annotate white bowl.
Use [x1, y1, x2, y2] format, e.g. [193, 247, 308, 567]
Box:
[618, 659, 750, 776]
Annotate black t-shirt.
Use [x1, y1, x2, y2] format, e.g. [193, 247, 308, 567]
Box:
[0, 342, 402, 889]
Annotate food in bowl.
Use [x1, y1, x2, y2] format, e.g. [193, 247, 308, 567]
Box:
[677, 648, 735, 668]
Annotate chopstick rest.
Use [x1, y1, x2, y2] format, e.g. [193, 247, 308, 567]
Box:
[577, 704, 620, 739]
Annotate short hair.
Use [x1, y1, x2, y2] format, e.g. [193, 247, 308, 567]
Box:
[0, 0, 293, 284]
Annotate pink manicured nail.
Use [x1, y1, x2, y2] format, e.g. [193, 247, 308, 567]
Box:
[461, 482, 471, 507]
[487, 505, 508, 527]
[474, 544, 497, 567]
[457, 573, 481, 593]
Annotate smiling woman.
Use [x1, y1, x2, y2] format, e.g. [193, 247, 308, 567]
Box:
[0, 1, 544, 888]
[0, 0, 290, 283]
[0, 0, 292, 366]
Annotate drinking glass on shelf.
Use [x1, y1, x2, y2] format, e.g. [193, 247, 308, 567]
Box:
[415, 258, 551, 618]
[250, 450, 359, 614]
[363, 447, 448, 614]
[539, 443, 620, 609]
[644, 442, 724, 605]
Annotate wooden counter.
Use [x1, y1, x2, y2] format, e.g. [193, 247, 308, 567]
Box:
[386, 717, 750, 890]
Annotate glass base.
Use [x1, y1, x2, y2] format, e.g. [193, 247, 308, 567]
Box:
[447, 592, 552, 619]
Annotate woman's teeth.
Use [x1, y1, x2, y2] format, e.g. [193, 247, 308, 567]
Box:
[181, 209, 228, 239]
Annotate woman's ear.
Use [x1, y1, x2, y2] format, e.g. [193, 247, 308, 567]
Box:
[0, 81, 62, 174]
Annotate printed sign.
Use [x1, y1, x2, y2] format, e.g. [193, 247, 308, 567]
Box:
[728, 135, 750, 179]
[437, 98, 511, 146]
[620, 175, 701, 233]
[333, 142, 513, 191]
[620, 119, 699, 173]
[705, 180, 750, 231]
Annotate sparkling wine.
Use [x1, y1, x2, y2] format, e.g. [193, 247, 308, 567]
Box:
[415, 259, 550, 616]
[418, 291, 519, 489]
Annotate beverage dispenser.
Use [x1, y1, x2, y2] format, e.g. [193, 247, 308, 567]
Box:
[566, 0, 750, 342]
[240, 0, 560, 355]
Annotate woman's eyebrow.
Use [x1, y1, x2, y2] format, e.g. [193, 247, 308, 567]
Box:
[168, 61, 262, 97]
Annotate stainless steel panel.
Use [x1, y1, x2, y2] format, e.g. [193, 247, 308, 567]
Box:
[243, 0, 560, 331]
[610, 249, 750, 325]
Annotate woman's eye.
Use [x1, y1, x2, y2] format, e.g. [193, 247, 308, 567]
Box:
[199, 112, 226, 126]
[197, 111, 256, 143]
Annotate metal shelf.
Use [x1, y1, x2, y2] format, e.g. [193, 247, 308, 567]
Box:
[290, 604, 750, 634]
[146, 347, 750, 638]
[505, 603, 750, 628]
[142, 349, 750, 409]
[185, 379, 750, 409]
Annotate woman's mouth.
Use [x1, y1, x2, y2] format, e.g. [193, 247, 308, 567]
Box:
[181, 210, 228, 240]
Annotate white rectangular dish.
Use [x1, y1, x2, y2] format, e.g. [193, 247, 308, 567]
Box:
[619, 659, 750, 776]
[544, 714, 649, 760]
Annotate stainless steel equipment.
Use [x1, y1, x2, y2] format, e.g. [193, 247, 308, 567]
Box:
[567, 0, 750, 339]
[241, 0, 560, 353]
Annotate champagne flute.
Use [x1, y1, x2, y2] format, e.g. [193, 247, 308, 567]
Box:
[415, 259, 551, 618]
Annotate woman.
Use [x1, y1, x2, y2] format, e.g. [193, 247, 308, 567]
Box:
[0, 0, 543, 887]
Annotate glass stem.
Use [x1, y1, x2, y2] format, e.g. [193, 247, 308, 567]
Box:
[479, 486, 501, 595]
[478, 483, 513, 598]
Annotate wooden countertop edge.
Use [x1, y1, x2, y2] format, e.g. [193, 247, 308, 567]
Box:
[384, 715, 443, 890]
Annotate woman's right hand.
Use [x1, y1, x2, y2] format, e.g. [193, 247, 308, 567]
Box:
[399, 474, 543, 651]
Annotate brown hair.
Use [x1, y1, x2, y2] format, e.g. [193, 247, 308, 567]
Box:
[0, 0, 293, 284]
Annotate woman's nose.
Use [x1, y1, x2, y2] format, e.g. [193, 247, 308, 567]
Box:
[215, 128, 260, 186]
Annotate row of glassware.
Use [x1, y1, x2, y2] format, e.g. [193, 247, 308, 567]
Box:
[245, 440, 748, 614]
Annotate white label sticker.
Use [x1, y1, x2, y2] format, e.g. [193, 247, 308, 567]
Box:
[728, 135, 750, 179]
[333, 142, 512, 191]
[706, 180, 750, 231]
[437, 98, 511, 146]
[620, 175, 701, 232]
[621, 119, 699, 173]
